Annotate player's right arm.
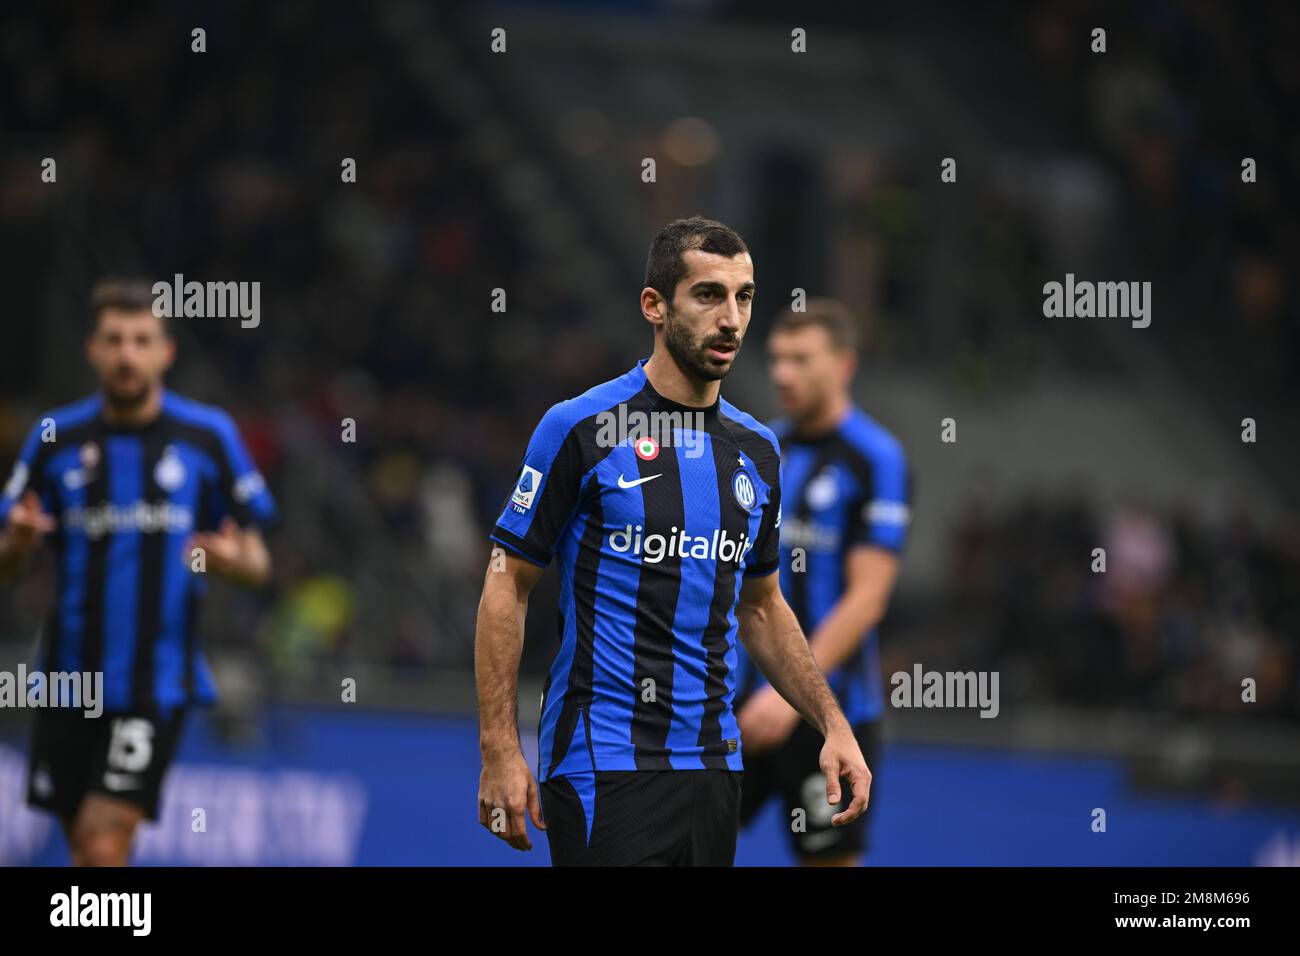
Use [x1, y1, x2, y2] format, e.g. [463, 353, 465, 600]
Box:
[0, 490, 56, 579]
[0, 423, 57, 580]
[475, 400, 588, 851]
[475, 549, 547, 851]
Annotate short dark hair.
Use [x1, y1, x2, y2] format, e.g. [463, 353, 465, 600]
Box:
[770, 298, 859, 352]
[644, 217, 749, 303]
[89, 277, 165, 332]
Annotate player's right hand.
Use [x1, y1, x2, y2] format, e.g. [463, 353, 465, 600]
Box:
[4, 489, 55, 554]
[478, 749, 546, 851]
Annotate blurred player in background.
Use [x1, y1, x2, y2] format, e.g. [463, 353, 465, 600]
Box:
[735, 299, 910, 866]
[0, 278, 277, 865]
[476, 218, 871, 866]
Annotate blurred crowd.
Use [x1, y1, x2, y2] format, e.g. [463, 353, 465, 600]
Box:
[1021, 0, 1300, 399]
[0, 1, 622, 675]
[904, 496, 1300, 720]
[0, 2, 1294, 724]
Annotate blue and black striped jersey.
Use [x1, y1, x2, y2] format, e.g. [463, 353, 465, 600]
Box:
[736, 406, 911, 724]
[491, 359, 782, 780]
[0, 390, 277, 713]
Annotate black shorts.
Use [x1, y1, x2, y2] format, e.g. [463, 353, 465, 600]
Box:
[27, 707, 188, 822]
[541, 769, 743, 866]
[738, 719, 882, 861]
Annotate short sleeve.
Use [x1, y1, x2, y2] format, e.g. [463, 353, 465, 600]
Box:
[845, 443, 910, 554]
[745, 472, 782, 577]
[0, 420, 54, 523]
[490, 403, 588, 567]
[210, 413, 278, 528]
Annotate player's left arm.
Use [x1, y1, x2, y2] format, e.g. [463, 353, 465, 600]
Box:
[806, 547, 900, 672]
[811, 437, 911, 672]
[187, 518, 271, 586]
[184, 412, 277, 587]
[742, 546, 899, 750]
[736, 571, 870, 825]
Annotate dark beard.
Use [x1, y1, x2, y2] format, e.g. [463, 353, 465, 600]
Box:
[103, 378, 152, 411]
[663, 305, 739, 384]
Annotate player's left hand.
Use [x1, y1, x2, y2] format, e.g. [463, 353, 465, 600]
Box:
[184, 517, 245, 576]
[737, 685, 801, 754]
[819, 723, 871, 826]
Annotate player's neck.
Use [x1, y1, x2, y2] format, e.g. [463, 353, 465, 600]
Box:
[794, 393, 851, 438]
[643, 351, 720, 408]
[100, 385, 165, 428]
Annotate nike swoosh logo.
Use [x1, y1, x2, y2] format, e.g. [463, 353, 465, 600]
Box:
[617, 473, 661, 489]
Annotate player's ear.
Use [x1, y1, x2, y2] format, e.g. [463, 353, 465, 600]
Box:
[839, 347, 858, 384]
[640, 287, 667, 328]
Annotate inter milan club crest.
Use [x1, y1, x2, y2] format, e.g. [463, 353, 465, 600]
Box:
[634, 436, 659, 461]
[731, 468, 757, 512]
[78, 442, 100, 469]
[154, 446, 187, 492]
[806, 469, 839, 509]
